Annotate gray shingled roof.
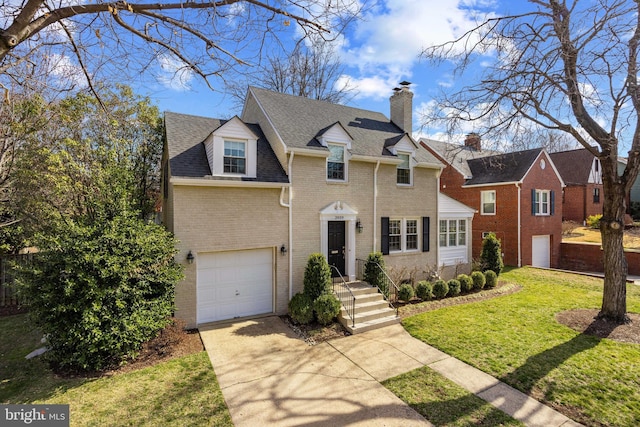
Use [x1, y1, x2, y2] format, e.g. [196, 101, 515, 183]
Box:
[465, 148, 543, 186]
[164, 111, 288, 183]
[549, 148, 596, 185]
[421, 138, 502, 178]
[248, 87, 442, 166]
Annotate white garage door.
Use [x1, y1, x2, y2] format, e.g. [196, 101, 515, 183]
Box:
[532, 235, 550, 268]
[197, 248, 273, 324]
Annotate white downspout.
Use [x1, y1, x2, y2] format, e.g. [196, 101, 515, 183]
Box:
[373, 161, 380, 252]
[517, 183, 522, 267]
[279, 152, 294, 299]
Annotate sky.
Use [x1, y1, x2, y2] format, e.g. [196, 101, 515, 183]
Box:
[135, 0, 532, 144]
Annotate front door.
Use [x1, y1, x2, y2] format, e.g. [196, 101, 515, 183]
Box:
[328, 221, 346, 277]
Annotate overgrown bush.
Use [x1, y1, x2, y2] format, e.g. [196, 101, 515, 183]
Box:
[314, 294, 341, 325]
[562, 220, 580, 235]
[16, 215, 182, 372]
[364, 252, 387, 296]
[471, 271, 486, 290]
[485, 270, 498, 288]
[457, 274, 473, 293]
[447, 279, 461, 297]
[416, 281, 433, 301]
[432, 279, 449, 299]
[480, 232, 503, 276]
[289, 293, 314, 324]
[303, 253, 332, 301]
[586, 214, 602, 229]
[398, 283, 414, 302]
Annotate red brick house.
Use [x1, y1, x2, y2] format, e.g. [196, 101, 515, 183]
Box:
[421, 135, 565, 268]
[549, 148, 603, 223]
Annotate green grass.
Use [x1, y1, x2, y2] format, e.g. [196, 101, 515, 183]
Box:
[384, 367, 523, 426]
[402, 267, 640, 427]
[0, 314, 232, 426]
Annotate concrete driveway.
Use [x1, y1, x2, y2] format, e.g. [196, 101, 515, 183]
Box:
[199, 316, 442, 427]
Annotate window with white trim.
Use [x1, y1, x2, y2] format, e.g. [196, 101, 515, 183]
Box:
[533, 189, 550, 215]
[327, 143, 346, 181]
[397, 153, 411, 185]
[481, 190, 496, 215]
[439, 219, 467, 247]
[223, 140, 246, 174]
[389, 218, 419, 253]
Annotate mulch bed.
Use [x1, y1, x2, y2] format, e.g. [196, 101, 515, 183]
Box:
[556, 309, 640, 344]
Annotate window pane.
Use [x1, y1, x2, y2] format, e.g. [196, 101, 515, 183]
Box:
[458, 220, 466, 232]
[458, 231, 466, 246]
[389, 236, 401, 251]
[223, 141, 246, 174]
[328, 144, 344, 162]
[406, 234, 418, 250]
[406, 220, 417, 250]
[389, 220, 401, 235]
[449, 232, 457, 246]
[439, 232, 447, 247]
[327, 162, 344, 180]
[327, 145, 345, 180]
[440, 220, 447, 233]
[482, 191, 495, 214]
[397, 154, 411, 184]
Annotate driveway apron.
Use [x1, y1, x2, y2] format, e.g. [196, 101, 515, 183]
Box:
[199, 316, 432, 427]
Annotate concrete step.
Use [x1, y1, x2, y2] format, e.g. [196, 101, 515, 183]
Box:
[338, 291, 385, 305]
[339, 315, 401, 334]
[339, 299, 390, 315]
[351, 306, 398, 324]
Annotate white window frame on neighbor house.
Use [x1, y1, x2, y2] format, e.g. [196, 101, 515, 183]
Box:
[223, 140, 247, 174]
[439, 219, 467, 247]
[327, 143, 347, 182]
[534, 189, 550, 215]
[396, 152, 412, 185]
[389, 218, 420, 253]
[481, 190, 496, 215]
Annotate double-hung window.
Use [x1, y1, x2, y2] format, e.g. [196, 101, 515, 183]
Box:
[481, 190, 496, 215]
[533, 189, 551, 215]
[593, 188, 600, 203]
[223, 140, 246, 174]
[327, 144, 345, 181]
[389, 218, 419, 252]
[397, 153, 411, 185]
[439, 219, 467, 247]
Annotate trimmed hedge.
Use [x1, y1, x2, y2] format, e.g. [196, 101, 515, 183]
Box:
[447, 279, 461, 297]
[289, 292, 314, 324]
[398, 283, 415, 302]
[314, 294, 341, 325]
[432, 279, 449, 299]
[471, 271, 486, 290]
[485, 270, 498, 288]
[457, 274, 473, 293]
[416, 281, 433, 301]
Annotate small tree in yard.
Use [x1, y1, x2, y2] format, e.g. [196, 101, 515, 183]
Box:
[303, 253, 332, 302]
[480, 233, 503, 276]
[17, 214, 183, 372]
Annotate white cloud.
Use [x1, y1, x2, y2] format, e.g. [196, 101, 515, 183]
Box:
[48, 53, 88, 88]
[156, 54, 194, 91]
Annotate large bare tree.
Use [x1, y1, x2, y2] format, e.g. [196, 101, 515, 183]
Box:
[0, 0, 363, 98]
[422, 0, 640, 323]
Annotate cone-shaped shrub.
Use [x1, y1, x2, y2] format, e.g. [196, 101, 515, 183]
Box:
[480, 232, 503, 276]
[303, 253, 332, 301]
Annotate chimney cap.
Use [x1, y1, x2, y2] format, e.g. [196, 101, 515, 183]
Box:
[393, 87, 401, 92]
[399, 80, 411, 86]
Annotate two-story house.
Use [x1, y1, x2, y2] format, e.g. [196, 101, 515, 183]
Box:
[163, 85, 473, 329]
[549, 148, 603, 223]
[422, 135, 564, 268]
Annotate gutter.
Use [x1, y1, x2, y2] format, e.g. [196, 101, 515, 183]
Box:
[517, 182, 522, 267]
[373, 161, 380, 252]
[279, 151, 295, 300]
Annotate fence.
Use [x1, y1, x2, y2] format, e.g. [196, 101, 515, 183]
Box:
[0, 254, 31, 309]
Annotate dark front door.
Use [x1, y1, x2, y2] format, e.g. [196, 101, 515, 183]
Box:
[328, 221, 346, 277]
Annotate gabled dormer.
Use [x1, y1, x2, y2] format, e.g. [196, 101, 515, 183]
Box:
[386, 134, 418, 186]
[204, 116, 258, 178]
[316, 122, 353, 182]
[588, 157, 603, 184]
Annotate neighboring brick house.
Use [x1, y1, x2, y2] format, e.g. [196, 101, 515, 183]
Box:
[549, 148, 603, 223]
[162, 85, 473, 329]
[421, 135, 564, 268]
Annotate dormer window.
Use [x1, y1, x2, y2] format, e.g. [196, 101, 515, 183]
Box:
[327, 143, 346, 181]
[224, 140, 246, 174]
[397, 153, 412, 185]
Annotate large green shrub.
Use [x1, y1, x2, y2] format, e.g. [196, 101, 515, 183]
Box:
[314, 294, 341, 325]
[17, 215, 182, 372]
[303, 253, 332, 301]
[447, 279, 461, 297]
[471, 271, 486, 290]
[289, 293, 314, 324]
[398, 283, 415, 302]
[480, 232, 503, 276]
[457, 274, 473, 293]
[364, 252, 387, 295]
[485, 270, 498, 288]
[415, 281, 433, 301]
[432, 279, 449, 299]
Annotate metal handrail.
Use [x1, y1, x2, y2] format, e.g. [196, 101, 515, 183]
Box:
[356, 258, 399, 317]
[330, 266, 356, 328]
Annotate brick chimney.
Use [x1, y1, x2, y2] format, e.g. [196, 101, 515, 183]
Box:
[465, 133, 481, 151]
[390, 81, 413, 133]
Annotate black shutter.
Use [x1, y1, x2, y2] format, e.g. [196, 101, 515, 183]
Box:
[531, 189, 536, 215]
[381, 217, 390, 255]
[422, 217, 430, 252]
[550, 190, 555, 215]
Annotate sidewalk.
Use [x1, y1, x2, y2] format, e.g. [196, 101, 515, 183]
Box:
[201, 317, 583, 427]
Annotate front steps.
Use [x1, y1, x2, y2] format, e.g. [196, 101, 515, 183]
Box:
[335, 281, 400, 334]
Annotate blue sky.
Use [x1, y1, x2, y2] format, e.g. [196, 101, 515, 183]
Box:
[141, 0, 527, 142]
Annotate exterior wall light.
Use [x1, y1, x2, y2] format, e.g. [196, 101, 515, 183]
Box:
[186, 250, 195, 264]
[356, 220, 363, 233]
[280, 244, 287, 255]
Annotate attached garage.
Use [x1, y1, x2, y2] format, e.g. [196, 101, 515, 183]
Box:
[532, 235, 551, 268]
[197, 248, 274, 324]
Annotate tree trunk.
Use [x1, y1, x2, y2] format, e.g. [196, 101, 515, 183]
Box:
[599, 158, 629, 323]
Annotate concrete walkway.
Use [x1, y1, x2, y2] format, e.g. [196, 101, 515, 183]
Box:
[200, 316, 582, 427]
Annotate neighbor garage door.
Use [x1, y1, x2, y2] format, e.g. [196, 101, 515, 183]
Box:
[197, 248, 273, 324]
[531, 235, 550, 268]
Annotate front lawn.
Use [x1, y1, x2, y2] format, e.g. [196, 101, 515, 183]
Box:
[402, 267, 640, 427]
[0, 314, 232, 426]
